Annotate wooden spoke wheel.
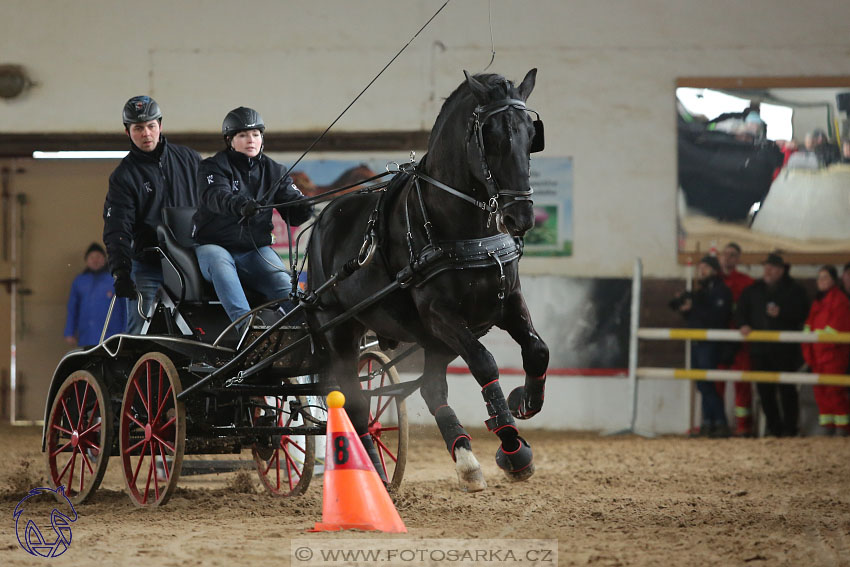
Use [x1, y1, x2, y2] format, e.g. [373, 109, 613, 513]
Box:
[358, 350, 408, 490]
[252, 384, 316, 497]
[119, 352, 185, 507]
[45, 370, 113, 505]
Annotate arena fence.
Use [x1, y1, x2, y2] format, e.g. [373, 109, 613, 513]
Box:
[625, 258, 850, 433]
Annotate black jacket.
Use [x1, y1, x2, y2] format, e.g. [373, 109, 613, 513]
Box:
[103, 137, 201, 273]
[682, 275, 733, 330]
[736, 274, 810, 361]
[192, 149, 313, 251]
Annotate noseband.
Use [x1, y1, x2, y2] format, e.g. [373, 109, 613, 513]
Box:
[469, 98, 539, 216]
[407, 98, 541, 228]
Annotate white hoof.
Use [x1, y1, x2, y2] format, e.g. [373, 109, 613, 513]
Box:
[455, 447, 486, 492]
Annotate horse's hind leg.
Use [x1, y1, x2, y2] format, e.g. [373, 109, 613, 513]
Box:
[420, 348, 486, 493]
[420, 305, 534, 483]
[498, 291, 550, 420]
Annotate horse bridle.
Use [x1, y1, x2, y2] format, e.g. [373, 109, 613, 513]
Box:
[409, 97, 544, 227]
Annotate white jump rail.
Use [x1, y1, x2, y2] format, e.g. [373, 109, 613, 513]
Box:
[622, 258, 850, 434]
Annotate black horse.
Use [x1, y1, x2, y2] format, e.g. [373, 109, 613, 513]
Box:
[306, 69, 549, 492]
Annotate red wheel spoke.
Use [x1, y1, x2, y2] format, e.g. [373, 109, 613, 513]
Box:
[125, 437, 147, 455]
[80, 420, 102, 439]
[157, 366, 163, 426]
[77, 382, 91, 431]
[50, 441, 72, 458]
[132, 441, 150, 484]
[150, 442, 160, 500]
[125, 411, 146, 430]
[133, 379, 150, 416]
[152, 385, 173, 424]
[273, 450, 281, 489]
[60, 398, 75, 431]
[142, 453, 154, 504]
[282, 437, 306, 455]
[372, 397, 393, 422]
[51, 423, 73, 436]
[282, 450, 302, 491]
[158, 443, 170, 481]
[80, 448, 95, 475]
[78, 449, 87, 493]
[374, 436, 398, 463]
[146, 364, 153, 421]
[150, 432, 175, 454]
[159, 415, 176, 432]
[67, 450, 77, 495]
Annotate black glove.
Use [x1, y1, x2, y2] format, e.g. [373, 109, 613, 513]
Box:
[113, 270, 137, 298]
[239, 199, 260, 219]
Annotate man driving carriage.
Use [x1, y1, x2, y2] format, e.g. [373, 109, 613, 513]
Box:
[103, 96, 202, 333]
[192, 107, 313, 325]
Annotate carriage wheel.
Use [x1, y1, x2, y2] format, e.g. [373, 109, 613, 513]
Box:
[45, 370, 113, 505]
[252, 382, 316, 497]
[119, 352, 185, 507]
[358, 350, 408, 491]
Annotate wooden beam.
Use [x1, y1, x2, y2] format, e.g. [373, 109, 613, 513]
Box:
[677, 76, 850, 89]
[0, 130, 430, 157]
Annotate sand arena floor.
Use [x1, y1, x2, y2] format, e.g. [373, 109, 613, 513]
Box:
[1, 423, 849, 566]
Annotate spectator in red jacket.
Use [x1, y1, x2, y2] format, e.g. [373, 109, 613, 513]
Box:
[719, 242, 756, 436]
[802, 265, 850, 436]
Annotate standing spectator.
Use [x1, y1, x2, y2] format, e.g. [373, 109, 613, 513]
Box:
[103, 95, 201, 333]
[672, 255, 733, 437]
[803, 129, 841, 167]
[737, 253, 810, 437]
[64, 243, 126, 346]
[719, 242, 756, 436]
[802, 266, 850, 436]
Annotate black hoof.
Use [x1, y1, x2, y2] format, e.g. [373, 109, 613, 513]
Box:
[495, 436, 534, 481]
[508, 386, 541, 420]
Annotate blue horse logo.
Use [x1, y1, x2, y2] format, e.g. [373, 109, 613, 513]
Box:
[13, 486, 78, 558]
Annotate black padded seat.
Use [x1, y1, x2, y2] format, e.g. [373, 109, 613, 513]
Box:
[157, 207, 216, 302]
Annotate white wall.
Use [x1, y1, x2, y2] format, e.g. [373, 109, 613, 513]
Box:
[4, 0, 850, 277]
[2, 1, 848, 429]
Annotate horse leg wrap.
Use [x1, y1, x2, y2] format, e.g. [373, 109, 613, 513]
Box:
[435, 405, 472, 461]
[359, 433, 389, 484]
[508, 374, 546, 420]
[481, 380, 520, 452]
[495, 435, 533, 475]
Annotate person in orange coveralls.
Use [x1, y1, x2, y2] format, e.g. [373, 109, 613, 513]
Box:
[802, 265, 850, 436]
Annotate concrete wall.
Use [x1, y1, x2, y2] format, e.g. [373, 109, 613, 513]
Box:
[2, 0, 849, 429]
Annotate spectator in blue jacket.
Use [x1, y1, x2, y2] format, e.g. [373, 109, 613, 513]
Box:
[64, 243, 126, 346]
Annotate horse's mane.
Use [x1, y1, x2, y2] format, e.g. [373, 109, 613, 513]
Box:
[430, 73, 519, 147]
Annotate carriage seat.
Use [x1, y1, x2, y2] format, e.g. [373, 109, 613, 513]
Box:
[157, 207, 216, 303]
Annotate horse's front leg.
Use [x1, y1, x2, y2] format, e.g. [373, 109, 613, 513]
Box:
[421, 303, 534, 483]
[419, 348, 486, 492]
[498, 291, 550, 420]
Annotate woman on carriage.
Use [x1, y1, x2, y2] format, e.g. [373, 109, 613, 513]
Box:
[192, 107, 313, 325]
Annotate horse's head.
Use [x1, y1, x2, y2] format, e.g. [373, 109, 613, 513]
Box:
[461, 68, 542, 237]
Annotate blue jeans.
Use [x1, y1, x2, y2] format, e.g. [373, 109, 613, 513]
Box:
[195, 244, 292, 323]
[128, 260, 164, 334]
[692, 342, 728, 427]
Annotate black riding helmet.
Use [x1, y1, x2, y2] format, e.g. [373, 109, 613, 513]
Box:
[123, 95, 162, 126]
[222, 107, 265, 146]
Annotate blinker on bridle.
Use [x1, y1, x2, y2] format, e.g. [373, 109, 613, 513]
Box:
[469, 98, 544, 225]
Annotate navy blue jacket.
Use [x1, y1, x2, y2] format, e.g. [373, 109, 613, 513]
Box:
[103, 137, 201, 274]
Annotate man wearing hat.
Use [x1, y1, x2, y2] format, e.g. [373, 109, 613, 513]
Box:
[64, 243, 127, 346]
[671, 255, 733, 436]
[103, 95, 201, 333]
[737, 252, 810, 437]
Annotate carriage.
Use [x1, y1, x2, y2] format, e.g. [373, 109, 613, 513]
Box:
[41, 68, 549, 507]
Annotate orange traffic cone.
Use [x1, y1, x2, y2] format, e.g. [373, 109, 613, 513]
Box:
[310, 391, 407, 533]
